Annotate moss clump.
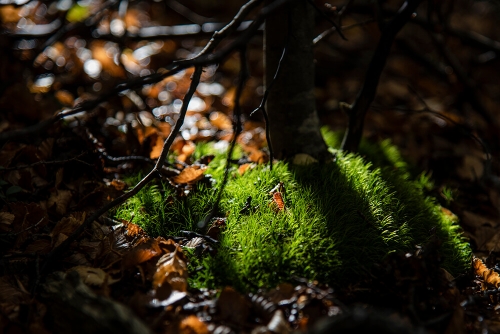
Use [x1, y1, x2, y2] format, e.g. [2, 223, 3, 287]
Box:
[115, 131, 471, 291]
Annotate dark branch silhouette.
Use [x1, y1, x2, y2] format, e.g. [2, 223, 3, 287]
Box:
[341, 0, 424, 152]
[0, 0, 292, 144]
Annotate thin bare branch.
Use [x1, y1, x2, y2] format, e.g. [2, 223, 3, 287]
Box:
[306, 0, 347, 40]
[341, 0, 423, 152]
[37, 66, 203, 281]
[1, 0, 292, 144]
[165, 0, 212, 25]
[0, 152, 90, 171]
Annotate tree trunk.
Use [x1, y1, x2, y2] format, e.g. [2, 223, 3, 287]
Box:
[265, 0, 330, 162]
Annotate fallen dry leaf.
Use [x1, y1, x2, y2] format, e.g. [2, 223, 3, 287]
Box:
[149, 135, 165, 160]
[178, 141, 196, 162]
[37, 138, 54, 160]
[153, 247, 188, 291]
[171, 165, 206, 185]
[123, 238, 162, 268]
[0, 211, 15, 227]
[209, 111, 232, 130]
[110, 179, 127, 191]
[47, 189, 73, 215]
[51, 212, 86, 238]
[70, 266, 119, 287]
[238, 163, 252, 175]
[473, 257, 500, 288]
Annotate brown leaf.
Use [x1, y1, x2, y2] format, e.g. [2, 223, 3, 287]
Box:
[171, 166, 206, 185]
[123, 238, 162, 268]
[51, 212, 86, 239]
[178, 141, 196, 163]
[37, 138, 54, 160]
[238, 163, 252, 175]
[473, 257, 500, 288]
[153, 247, 188, 291]
[47, 189, 72, 215]
[25, 239, 52, 254]
[149, 135, 164, 160]
[70, 266, 119, 287]
[209, 111, 232, 130]
[110, 179, 127, 191]
[125, 221, 147, 239]
[0, 212, 15, 228]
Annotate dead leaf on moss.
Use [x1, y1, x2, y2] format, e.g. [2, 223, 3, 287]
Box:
[238, 163, 252, 175]
[171, 165, 206, 185]
[473, 257, 500, 288]
[153, 247, 188, 291]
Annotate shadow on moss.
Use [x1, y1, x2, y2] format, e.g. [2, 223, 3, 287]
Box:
[115, 130, 472, 291]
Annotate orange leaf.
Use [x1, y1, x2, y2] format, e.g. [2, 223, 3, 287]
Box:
[473, 257, 500, 288]
[209, 111, 232, 130]
[110, 179, 127, 191]
[238, 163, 252, 175]
[123, 238, 162, 268]
[171, 166, 206, 185]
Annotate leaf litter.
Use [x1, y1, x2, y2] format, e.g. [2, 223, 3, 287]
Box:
[0, 0, 500, 333]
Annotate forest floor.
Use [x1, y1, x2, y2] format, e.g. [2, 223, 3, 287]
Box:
[1, 0, 500, 333]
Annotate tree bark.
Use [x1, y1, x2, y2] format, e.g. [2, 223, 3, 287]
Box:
[265, 0, 330, 161]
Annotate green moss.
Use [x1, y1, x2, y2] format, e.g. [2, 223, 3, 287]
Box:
[115, 130, 471, 291]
